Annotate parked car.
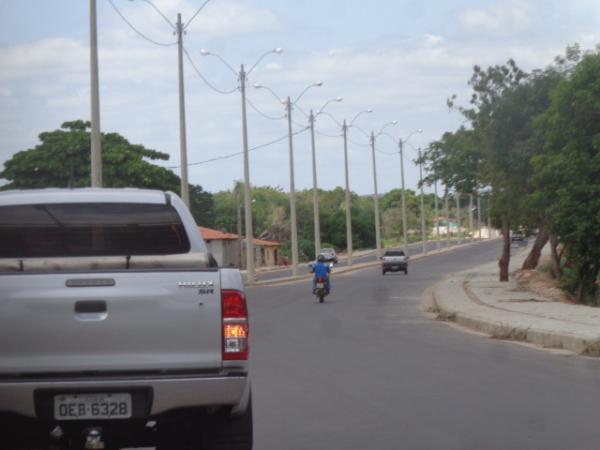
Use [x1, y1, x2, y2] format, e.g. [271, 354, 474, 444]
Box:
[318, 247, 338, 264]
[381, 250, 408, 275]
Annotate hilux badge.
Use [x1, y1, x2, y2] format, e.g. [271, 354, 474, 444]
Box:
[178, 281, 215, 295]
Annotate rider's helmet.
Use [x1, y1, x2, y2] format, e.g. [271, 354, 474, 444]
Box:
[317, 254, 325, 262]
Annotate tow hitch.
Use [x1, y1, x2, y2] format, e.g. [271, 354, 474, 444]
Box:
[84, 428, 104, 449]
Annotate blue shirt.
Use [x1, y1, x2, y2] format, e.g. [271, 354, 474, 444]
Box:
[313, 262, 330, 278]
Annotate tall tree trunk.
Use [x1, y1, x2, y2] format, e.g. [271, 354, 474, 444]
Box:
[498, 215, 510, 282]
[521, 226, 549, 270]
[577, 263, 599, 305]
[549, 234, 561, 279]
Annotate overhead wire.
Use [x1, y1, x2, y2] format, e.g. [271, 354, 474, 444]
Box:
[246, 97, 286, 121]
[139, 0, 176, 29]
[184, 0, 211, 30]
[107, 0, 177, 46]
[183, 47, 239, 95]
[315, 129, 342, 138]
[169, 127, 310, 168]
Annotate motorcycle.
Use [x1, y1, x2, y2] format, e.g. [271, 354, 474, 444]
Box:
[313, 276, 329, 303]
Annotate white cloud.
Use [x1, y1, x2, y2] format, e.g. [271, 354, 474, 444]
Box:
[0, 87, 11, 97]
[459, 2, 532, 35]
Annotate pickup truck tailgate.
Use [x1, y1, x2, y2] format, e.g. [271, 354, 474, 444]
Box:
[0, 271, 222, 374]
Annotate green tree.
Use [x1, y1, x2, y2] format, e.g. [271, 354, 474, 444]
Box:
[0, 120, 214, 226]
[532, 51, 600, 303]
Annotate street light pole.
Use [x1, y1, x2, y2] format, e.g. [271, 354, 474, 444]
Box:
[445, 187, 450, 248]
[342, 120, 353, 265]
[286, 96, 300, 276]
[469, 193, 474, 239]
[89, 0, 102, 187]
[176, 13, 189, 206]
[456, 192, 461, 243]
[434, 178, 440, 250]
[200, 48, 283, 282]
[309, 110, 321, 258]
[418, 148, 426, 254]
[370, 131, 382, 259]
[399, 140, 409, 254]
[239, 64, 255, 279]
[477, 195, 482, 239]
[308, 98, 342, 260]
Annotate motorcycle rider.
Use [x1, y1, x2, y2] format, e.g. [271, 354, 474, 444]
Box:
[311, 254, 331, 294]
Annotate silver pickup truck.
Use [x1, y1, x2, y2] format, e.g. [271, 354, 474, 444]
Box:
[381, 250, 408, 275]
[0, 188, 252, 450]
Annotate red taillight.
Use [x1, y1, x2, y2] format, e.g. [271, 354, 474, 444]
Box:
[222, 290, 249, 361]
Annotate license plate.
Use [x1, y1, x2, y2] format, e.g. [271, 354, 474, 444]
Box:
[54, 393, 132, 420]
[391, 266, 399, 269]
[316, 282, 324, 288]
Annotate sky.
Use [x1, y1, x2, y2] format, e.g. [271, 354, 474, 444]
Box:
[1, 0, 599, 196]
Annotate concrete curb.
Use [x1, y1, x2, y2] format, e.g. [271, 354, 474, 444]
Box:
[426, 259, 600, 357]
[249, 239, 493, 287]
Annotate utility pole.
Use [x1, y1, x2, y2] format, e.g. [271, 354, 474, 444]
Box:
[456, 192, 461, 243]
[445, 188, 450, 248]
[89, 0, 102, 187]
[399, 140, 409, 254]
[469, 193, 474, 240]
[434, 178, 440, 250]
[418, 148, 426, 254]
[370, 132, 382, 259]
[239, 64, 255, 280]
[176, 13, 189, 206]
[235, 182, 243, 268]
[286, 97, 299, 276]
[477, 195, 482, 239]
[342, 120, 353, 266]
[309, 110, 321, 258]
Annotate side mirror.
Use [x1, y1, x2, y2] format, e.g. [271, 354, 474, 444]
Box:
[406, 256, 410, 260]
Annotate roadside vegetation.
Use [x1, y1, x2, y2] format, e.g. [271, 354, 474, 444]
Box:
[417, 44, 600, 304]
[1, 121, 474, 264]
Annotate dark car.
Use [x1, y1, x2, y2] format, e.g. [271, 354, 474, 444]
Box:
[318, 247, 338, 264]
[381, 250, 408, 275]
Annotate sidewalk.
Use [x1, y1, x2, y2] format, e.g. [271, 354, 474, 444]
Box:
[424, 245, 600, 356]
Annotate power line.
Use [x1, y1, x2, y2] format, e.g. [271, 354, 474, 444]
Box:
[347, 136, 370, 147]
[183, 47, 239, 95]
[246, 97, 286, 121]
[169, 127, 309, 168]
[107, 0, 177, 47]
[293, 103, 310, 119]
[315, 129, 342, 138]
[291, 118, 308, 129]
[375, 148, 399, 156]
[139, 0, 176, 29]
[184, 0, 212, 30]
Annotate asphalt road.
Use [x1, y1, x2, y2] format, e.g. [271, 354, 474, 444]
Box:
[256, 239, 465, 281]
[248, 240, 600, 450]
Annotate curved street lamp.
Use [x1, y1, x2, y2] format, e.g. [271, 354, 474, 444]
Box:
[309, 97, 343, 257]
[398, 129, 423, 254]
[342, 108, 373, 265]
[370, 121, 398, 258]
[200, 47, 283, 281]
[254, 81, 323, 276]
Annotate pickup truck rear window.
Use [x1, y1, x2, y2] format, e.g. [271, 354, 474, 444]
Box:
[0, 203, 190, 258]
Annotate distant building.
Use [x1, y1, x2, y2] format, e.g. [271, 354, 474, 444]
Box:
[198, 226, 282, 268]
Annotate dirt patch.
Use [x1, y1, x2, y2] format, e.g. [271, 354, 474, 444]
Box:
[514, 269, 576, 304]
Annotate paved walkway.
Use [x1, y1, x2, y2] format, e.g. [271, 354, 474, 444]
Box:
[425, 245, 600, 356]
